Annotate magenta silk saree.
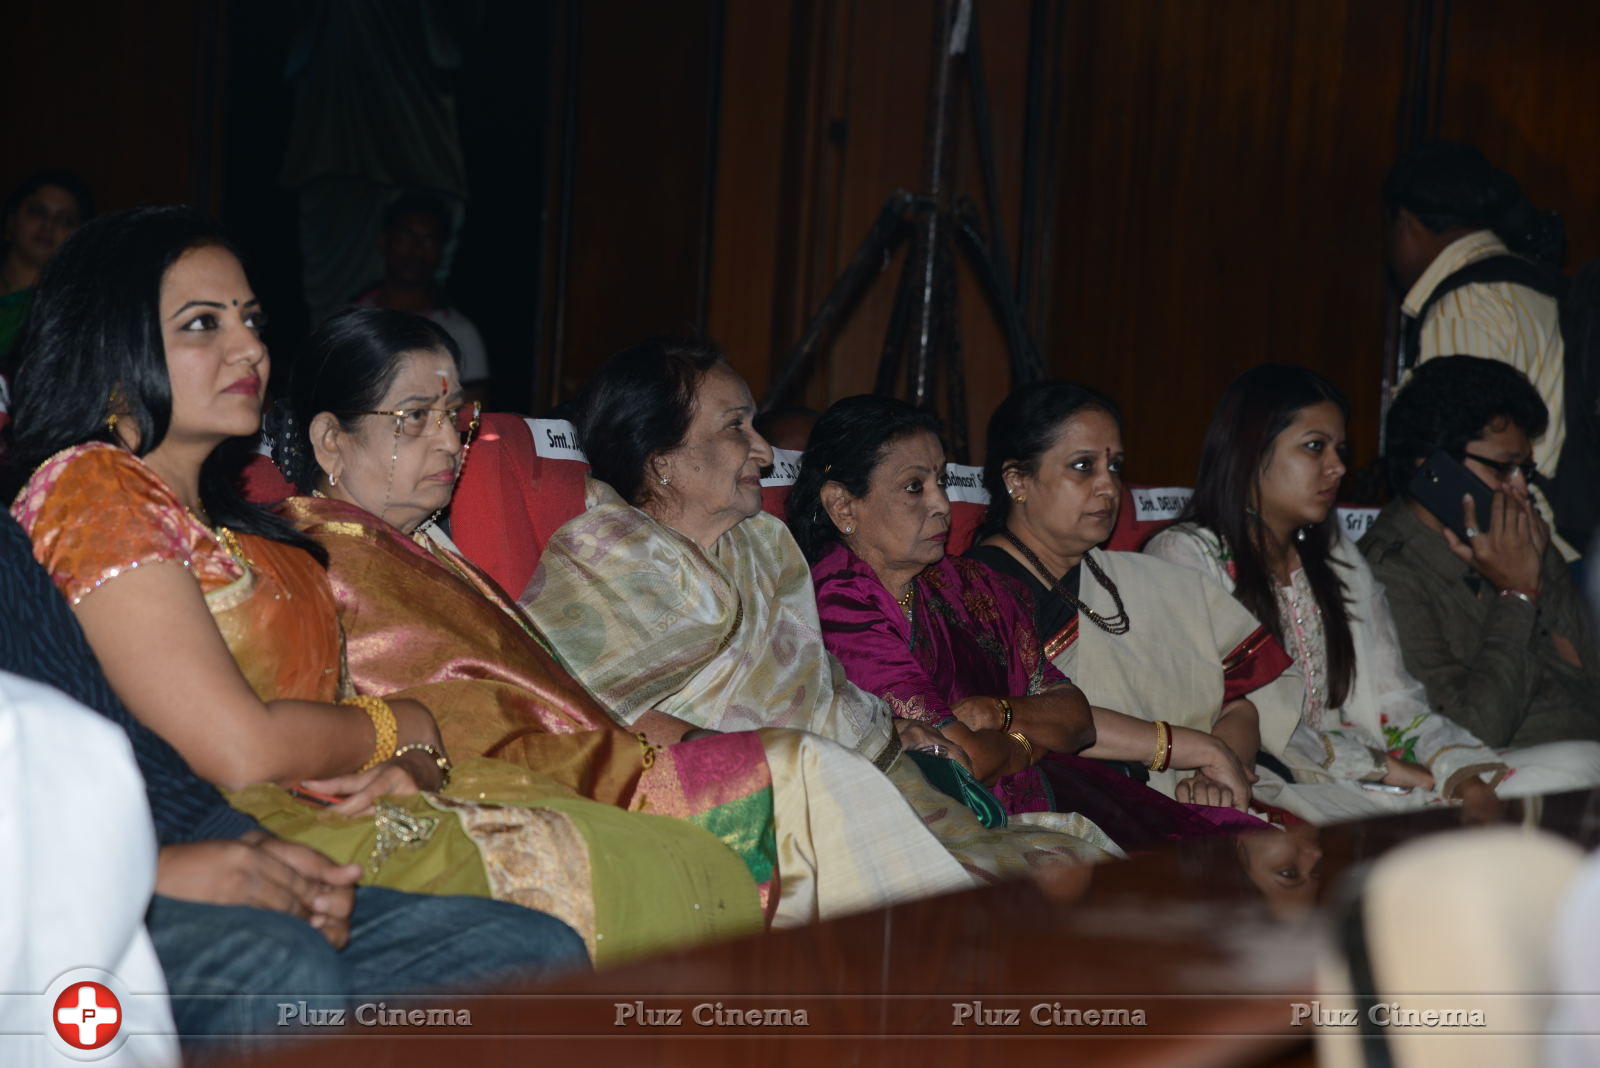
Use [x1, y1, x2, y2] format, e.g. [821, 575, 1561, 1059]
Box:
[812, 544, 1263, 850]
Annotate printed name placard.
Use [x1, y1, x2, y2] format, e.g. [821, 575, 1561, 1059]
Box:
[1336, 507, 1380, 538]
[758, 457, 990, 498]
[526, 418, 589, 464]
[1130, 487, 1192, 521]
[760, 448, 803, 487]
[1129, 485, 1378, 539]
[943, 464, 989, 505]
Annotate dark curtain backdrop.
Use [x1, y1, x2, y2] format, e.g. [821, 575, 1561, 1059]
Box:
[4, 0, 1599, 480]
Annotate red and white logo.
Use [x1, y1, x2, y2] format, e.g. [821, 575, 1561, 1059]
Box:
[53, 981, 122, 1050]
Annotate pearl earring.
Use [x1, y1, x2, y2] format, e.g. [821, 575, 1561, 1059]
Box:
[1295, 527, 1308, 543]
[843, 525, 854, 534]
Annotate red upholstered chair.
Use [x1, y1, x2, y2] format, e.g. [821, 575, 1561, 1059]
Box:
[450, 413, 590, 598]
[760, 485, 790, 522]
[1107, 483, 1187, 551]
[757, 447, 802, 522]
[941, 463, 989, 555]
[241, 450, 296, 505]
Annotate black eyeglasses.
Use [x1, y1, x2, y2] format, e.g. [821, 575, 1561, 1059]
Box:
[1461, 451, 1538, 483]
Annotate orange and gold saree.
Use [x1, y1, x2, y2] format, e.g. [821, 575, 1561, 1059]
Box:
[16, 444, 762, 964]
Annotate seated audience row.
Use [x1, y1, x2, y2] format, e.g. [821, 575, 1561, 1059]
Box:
[745, 362, 1600, 827]
[265, 308, 979, 928]
[8, 201, 1600, 1051]
[5, 207, 1119, 1053]
[519, 342, 1117, 869]
[6, 208, 993, 983]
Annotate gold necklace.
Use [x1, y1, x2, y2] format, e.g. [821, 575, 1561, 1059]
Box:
[896, 584, 916, 620]
[185, 504, 252, 564]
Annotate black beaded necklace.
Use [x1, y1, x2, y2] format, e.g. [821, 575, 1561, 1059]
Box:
[999, 530, 1131, 635]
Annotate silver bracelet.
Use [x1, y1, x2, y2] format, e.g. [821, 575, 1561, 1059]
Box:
[1497, 588, 1538, 610]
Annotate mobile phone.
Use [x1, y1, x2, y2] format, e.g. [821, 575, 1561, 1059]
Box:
[290, 786, 341, 807]
[1406, 449, 1496, 543]
[1359, 781, 1413, 795]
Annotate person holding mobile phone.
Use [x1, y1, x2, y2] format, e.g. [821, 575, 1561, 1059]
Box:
[1360, 356, 1600, 752]
[1148, 364, 1600, 824]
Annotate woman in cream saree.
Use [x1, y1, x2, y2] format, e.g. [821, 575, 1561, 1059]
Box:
[522, 339, 1116, 877]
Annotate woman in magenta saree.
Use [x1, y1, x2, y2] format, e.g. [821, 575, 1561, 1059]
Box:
[791, 395, 1266, 851]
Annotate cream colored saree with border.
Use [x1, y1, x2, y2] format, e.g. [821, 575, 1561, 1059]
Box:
[522, 480, 1113, 884]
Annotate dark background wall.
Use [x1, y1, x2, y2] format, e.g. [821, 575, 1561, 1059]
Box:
[4, 0, 1598, 483]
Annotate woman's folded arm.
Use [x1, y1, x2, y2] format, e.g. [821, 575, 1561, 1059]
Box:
[70, 560, 427, 789]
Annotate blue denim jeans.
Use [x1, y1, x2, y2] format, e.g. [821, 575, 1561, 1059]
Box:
[147, 887, 587, 1057]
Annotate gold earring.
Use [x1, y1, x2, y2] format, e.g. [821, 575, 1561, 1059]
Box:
[105, 413, 119, 434]
[1011, 492, 1025, 503]
[658, 475, 671, 486]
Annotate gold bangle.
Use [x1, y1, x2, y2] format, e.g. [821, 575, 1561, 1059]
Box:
[343, 695, 398, 771]
[393, 741, 452, 789]
[1007, 730, 1033, 762]
[996, 696, 1014, 733]
[1148, 720, 1173, 773]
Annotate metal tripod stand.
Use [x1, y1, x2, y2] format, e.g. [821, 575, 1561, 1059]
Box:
[761, 0, 1047, 462]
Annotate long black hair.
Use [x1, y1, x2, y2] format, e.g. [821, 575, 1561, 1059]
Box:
[1383, 141, 1565, 267]
[267, 306, 461, 493]
[4, 205, 322, 561]
[980, 380, 1121, 538]
[788, 394, 943, 563]
[576, 335, 725, 506]
[1179, 364, 1355, 709]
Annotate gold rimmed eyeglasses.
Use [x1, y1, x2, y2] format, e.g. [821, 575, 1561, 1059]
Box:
[340, 401, 482, 444]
